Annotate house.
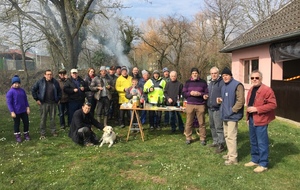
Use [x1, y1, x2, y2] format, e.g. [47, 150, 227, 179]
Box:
[0, 49, 35, 70]
[220, 0, 300, 122]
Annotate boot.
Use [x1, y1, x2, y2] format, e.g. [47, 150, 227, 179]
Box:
[24, 131, 31, 141]
[96, 116, 101, 123]
[14, 133, 22, 143]
[103, 116, 108, 127]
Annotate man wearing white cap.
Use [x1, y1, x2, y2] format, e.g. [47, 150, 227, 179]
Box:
[64, 68, 88, 127]
[90, 66, 114, 126]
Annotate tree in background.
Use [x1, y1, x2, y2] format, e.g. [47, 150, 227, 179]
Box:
[6, 0, 123, 70]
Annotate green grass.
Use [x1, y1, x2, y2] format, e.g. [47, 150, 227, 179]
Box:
[1, 95, 300, 190]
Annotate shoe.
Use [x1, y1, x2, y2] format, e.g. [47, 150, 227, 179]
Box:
[119, 124, 125, 128]
[52, 133, 58, 137]
[150, 126, 154, 131]
[156, 126, 161, 130]
[208, 143, 218, 148]
[215, 144, 225, 154]
[244, 161, 259, 167]
[85, 142, 94, 147]
[222, 155, 229, 160]
[60, 126, 66, 130]
[186, 140, 191, 145]
[224, 160, 238, 165]
[200, 140, 206, 146]
[253, 166, 268, 173]
[39, 135, 46, 140]
[15, 133, 22, 143]
[24, 132, 31, 141]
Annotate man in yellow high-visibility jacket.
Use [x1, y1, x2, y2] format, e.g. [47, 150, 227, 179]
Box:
[143, 70, 166, 130]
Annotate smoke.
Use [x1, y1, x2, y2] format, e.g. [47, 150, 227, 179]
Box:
[93, 17, 131, 68]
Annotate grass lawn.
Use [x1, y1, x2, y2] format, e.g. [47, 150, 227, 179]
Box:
[0, 95, 300, 190]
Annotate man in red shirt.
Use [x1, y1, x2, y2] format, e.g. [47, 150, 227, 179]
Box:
[244, 70, 277, 173]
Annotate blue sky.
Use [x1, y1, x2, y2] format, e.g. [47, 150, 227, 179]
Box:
[120, 0, 204, 24]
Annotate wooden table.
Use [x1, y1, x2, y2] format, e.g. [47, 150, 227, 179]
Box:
[120, 105, 184, 142]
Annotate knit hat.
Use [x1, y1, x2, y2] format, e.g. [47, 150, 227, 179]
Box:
[221, 67, 232, 76]
[100, 66, 106, 71]
[121, 66, 128, 72]
[11, 75, 21, 84]
[141, 70, 149, 75]
[153, 70, 160, 75]
[162, 67, 169, 73]
[190, 67, 199, 74]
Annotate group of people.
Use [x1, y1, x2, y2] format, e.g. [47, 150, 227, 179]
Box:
[6, 65, 277, 173]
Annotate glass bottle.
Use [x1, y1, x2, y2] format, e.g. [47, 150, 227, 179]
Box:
[176, 95, 180, 108]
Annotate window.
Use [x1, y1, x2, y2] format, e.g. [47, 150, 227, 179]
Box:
[244, 59, 259, 83]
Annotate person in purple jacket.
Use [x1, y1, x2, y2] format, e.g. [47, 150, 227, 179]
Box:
[6, 75, 31, 143]
[182, 68, 208, 145]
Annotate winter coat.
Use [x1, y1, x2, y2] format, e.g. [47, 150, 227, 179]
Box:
[6, 87, 29, 114]
[246, 84, 277, 126]
[68, 108, 103, 145]
[115, 75, 133, 104]
[63, 76, 88, 102]
[32, 77, 62, 103]
[143, 77, 166, 104]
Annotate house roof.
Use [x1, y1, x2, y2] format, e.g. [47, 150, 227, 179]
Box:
[0, 49, 35, 60]
[220, 0, 300, 53]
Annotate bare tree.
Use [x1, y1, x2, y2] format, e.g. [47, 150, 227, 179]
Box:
[240, 0, 290, 26]
[5, 0, 123, 70]
[204, 0, 243, 45]
[159, 15, 191, 80]
[0, 5, 44, 90]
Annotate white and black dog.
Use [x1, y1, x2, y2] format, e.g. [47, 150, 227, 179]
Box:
[99, 126, 116, 148]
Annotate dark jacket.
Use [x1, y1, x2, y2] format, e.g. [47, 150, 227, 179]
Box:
[32, 77, 62, 103]
[64, 76, 88, 102]
[164, 80, 183, 106]
[58, 77, 69, 103]
[68, 108, 104, 145]
[207, 76, 224, 110]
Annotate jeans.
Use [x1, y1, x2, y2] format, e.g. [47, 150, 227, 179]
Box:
[164, 111, 170, 124]
[13, 112, 29, 133]
[208, 109, 225, 145]
[149, 111, 162, 127]
[249, 116, 269, 167]
[40, 103, 57, 135]
[140, 110, 147, 124]
[58, 102, 69, 127]
[170, 111, 184, 132]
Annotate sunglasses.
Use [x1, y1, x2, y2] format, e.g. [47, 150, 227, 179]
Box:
[251, 77, 260, 80]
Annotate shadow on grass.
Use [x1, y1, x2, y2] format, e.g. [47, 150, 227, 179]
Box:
[268, 141, 300, 168]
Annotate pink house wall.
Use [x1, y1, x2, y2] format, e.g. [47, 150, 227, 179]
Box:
[230, 43, 283, 94]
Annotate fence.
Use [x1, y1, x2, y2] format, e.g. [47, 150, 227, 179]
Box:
[271, 80, 300, 122]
